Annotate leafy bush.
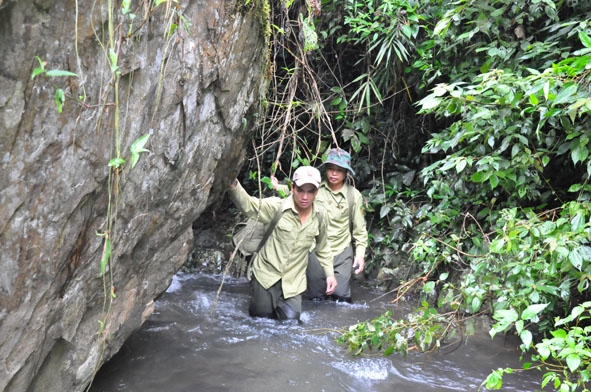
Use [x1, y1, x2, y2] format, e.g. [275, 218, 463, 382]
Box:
[323, 0, 591, 389]
[245, 0, 591, 387]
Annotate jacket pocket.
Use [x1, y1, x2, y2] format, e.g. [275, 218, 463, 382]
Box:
[274, 219, 293, 242]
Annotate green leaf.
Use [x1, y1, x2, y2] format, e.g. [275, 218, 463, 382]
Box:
[379, 204, 391, 219]
[550, 328, 567, 339]
[109, 48, 120, 74]
[261, 176, 273, 190]
[568, 98, 590, 123]
[168, 23, 178, 37]
[515, 319, 524, 334]
[568, 184, 582, 192]
[543, 80, 550, 100]
[357, 131, 370, 145]
[521, 303, 549, 320]
[109, 157, 126, 168]
[570, 304, 586, 320]
[418, 94, 442, 111]
[31, 68, 46, 79]
[55, 89, 65, 114]
[440, 158, 456, 171]
[566, 354, 581, 372]
[331, 97, 342, 106]
[471, 171, 488, 183]
[484, 369, 504, 389]
[520, 329, 533, 348]
[568, 247, 583, 270]
[31, 56, 46, 79]
[489, 174, 499, 189]
[540, 221, 557, 236]
[122, 0, 131, 13]
[45, 70, 78, 78]
[350, 133, 361, 152]
[130, 134, 151, 169]
[537, 343, 551, 360]
[489, 237, 506, 253]
[529, 94, 539, 105]
[571, 143, 589, 165]
[100, 238, 112, 276]
[580, 31, 591, 49]
[493, 309, 518, 324]
[455, 157, 467, 173]
[571, 212, 585, 232]
[423, 281, 436, 294]
[433, 17, 450, 35]
[553, 83, 578, 106]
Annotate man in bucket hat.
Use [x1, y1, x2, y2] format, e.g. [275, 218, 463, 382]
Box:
[273, 148, 368, 303]
[228, 166, 336, 320]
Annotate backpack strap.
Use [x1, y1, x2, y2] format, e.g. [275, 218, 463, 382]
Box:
[254, 198, 287, 254]
[346, 183, 354, 236]
[312, 206, 328, 246]
[316, 207, 325, 231]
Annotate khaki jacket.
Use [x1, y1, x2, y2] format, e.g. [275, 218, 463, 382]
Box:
[229, 181, 334, 298]
[316, 181, 368, 258]
[276, 181, 368, 258]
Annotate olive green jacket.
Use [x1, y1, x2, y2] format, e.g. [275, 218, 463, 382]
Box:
[229, 181, 334, 298]
[276, 181, 368, 258]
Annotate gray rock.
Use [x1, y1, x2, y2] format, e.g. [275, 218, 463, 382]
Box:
[0, 1, 267, 391]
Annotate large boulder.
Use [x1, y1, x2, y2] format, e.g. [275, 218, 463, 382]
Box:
[0, 0, 267, 391]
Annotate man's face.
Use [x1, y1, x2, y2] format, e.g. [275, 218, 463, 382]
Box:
[325, 163, 347, 186]
[292, 183, 318, 211]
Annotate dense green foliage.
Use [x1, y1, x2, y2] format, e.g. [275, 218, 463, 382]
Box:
[246, 0, 591, 389]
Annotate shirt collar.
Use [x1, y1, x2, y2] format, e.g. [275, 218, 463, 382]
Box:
[321, 180, 346, 196]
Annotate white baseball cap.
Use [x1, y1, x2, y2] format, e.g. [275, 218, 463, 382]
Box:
[292, 166, 321, 188]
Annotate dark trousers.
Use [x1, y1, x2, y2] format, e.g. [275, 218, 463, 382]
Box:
[307, 244, 353, 300]
[249, 277, 302, 320]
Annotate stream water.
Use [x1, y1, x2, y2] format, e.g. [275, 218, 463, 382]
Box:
[89, 272, 542, 392]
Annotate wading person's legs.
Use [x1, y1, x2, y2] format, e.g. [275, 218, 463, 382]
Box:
[307, 246, 353, 302]
[306, 251, 327, 300]
[332, 245, 353, 302]
[249, 278, 301, 320]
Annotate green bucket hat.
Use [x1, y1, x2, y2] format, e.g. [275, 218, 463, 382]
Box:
[322, 148, 355, 175]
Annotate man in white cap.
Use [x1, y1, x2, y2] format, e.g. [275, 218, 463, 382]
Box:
[273, 148, 368, 303]
[228, 166, 337, 320]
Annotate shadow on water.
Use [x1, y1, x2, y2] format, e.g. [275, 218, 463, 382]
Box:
[90, 273, 542, 392]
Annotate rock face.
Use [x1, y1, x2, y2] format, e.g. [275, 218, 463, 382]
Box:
[0, 0, 267, 391]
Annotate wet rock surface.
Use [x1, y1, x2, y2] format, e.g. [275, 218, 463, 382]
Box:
[0, 1, 267, 391]
[183, 201, 244, 276]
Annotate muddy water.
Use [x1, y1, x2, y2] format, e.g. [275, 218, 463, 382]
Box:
[89, 273, 542, 392]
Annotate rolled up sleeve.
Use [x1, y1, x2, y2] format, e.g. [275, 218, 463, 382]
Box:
[228, 181, 279, 223]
